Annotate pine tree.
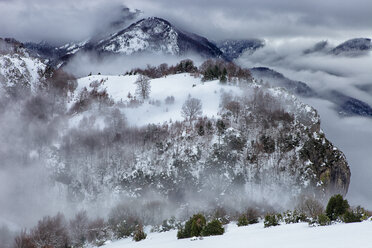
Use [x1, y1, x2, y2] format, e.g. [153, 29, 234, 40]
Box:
[220, 68, 227, 83]
[198, 125, 205, 136]
[326, 194, 349, 221]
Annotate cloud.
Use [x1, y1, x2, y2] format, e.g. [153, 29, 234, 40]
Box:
[0, 0, 138, 44]
[1, 0, 371, 43]
[63, 51, 205, 77]
[125, 0, 372, 41]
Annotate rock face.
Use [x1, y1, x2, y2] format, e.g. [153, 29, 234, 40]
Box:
[299, 132, 350, 196]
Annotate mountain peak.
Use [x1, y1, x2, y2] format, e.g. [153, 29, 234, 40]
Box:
[97, 16, 178, 55]
[95, 16, 222, 57]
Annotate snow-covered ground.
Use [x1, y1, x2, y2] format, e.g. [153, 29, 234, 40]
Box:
[76, 73, 242, 126]
[103, 221, 372, 248]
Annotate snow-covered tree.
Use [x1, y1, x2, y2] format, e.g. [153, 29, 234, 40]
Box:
[134, 75, 151, 100]
[181, 96, 202, 124]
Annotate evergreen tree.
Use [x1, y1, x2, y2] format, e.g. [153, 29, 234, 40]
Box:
[326, 194, 349, 221]
[198, 125, 205, 136]
[206, 121, 213, 134]
[201, 220, 224, 236]
[220, 68, 227, 83]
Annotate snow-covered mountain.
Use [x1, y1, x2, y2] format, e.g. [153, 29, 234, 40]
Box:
[24, 17, 223, 66]
[95, 17, 222, 57]
[0, 38, 47, 95]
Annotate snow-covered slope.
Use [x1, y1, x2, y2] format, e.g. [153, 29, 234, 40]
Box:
[25, 17, 223, 66]
[94, 17, 222, 58]
[50, 73, 351, 208]
[75, 73, 241, 126]
[102, 221, 372, 248]
[0, 38, 47, 94]
[97, 17, 180, 55]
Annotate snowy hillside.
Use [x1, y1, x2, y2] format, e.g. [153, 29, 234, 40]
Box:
[24, 17, 223, 67]
[44, 71, 349, 211]
[95, 17, 223, 58]
[75, 73, 241, 126]
[102, 221, 372, 248]
[0, 38, 46, 94]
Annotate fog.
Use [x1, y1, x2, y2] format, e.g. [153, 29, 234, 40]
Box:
[1, 0, 371, 43]
[64, 52, 205, 77]
[237, 39, 372, 208]
[0, 0, 139, 44]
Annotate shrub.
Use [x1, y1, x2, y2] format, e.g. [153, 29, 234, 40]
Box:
[115, 219, 138, 238]
[237, 208, 259, 226]
[69, 210, 89, 247]
[283, 210, 308, 224]
[201, 220, 224, 236]
[13, 230, 35, 248]
[152, 217, 181, 233]
[246, 208, 260, 224]
[237, 215, 249, 227]
[29, 213, 70, 248]
[343, 206, 369, 223]
[177, 214, 206, 239]
[326, 194, 349, 221]
[108, 204, 140, 239]
[317, 214, 331, 226]
[133, 225, 147, 242]
[86, 218, 107, 245]
[213, 207, 230, 225]
[296, 196, 324, 218]
[264, 214, 282, 228]
[343, 210, 362, 223]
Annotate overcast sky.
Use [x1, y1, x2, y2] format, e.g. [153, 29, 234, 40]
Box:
[0, 0, 371, 43]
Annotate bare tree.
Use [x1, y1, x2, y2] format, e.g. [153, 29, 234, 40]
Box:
[29, 213, 70, 248]
[134, 75, 151, 100]
[297, 197, 324, 218]
[69, 210, 89, 247]
[13, 230, 34, 248]
[181, 96, 202, 124]
[225, 101, 241, 122]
